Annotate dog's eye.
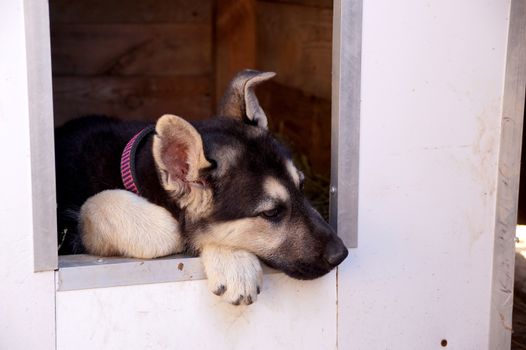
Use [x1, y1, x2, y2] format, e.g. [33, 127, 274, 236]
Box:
[299, 179, 305, 191]
[260, 208, 280, 219]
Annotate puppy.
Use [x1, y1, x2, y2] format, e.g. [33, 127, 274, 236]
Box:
[55, 70, 348, 305]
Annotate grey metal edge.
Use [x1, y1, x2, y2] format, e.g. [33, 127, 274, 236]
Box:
[56, 255, 279, 291]
[488, 0, 526, 348]
[330, 0, 362, 248]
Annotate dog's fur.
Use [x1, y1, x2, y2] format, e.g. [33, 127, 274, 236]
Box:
[80, 189, 184, 259]
[55, 70, 348, 305]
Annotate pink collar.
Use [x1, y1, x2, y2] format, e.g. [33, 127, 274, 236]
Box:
[120, 126, 155, 195]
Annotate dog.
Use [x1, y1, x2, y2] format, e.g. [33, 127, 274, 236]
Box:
[55, 70, 348, 305]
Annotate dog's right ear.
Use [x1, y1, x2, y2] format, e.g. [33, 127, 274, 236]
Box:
[218, 69, 276, 129]
[152, 114, 211, 199]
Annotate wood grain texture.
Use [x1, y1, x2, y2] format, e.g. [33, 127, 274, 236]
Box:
[252, 0, 333, 177]
[49, 0, 212, 24]
[258, 0, 332, 9]
[49, 1, 215, 124]
[51, 23, 211, 76]
[53, 76, 212, 125]
[258, 81, 331, 176]
[256, 1, 333, 99]
[215, 0, 257, 107]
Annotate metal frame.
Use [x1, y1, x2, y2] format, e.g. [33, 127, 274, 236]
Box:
[489, 0, 526, 347]
[57, 254, 279, 291]
[26, 0, 58, 272]
[330, 0, 362, 248]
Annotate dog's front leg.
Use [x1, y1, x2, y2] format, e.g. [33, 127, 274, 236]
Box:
[201, 245, 263, 305]
[80, 189, 185, 259]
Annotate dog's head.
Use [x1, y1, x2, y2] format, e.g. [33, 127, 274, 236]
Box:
[152, 70, 348, 279]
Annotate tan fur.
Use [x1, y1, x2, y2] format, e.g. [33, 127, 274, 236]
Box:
[191, 177, 319, 261]
[253, 178, 290, 212]
[263, 177, 289, 202]
[218, 70, 276, 128]
[201, 244, 262, 305]
[193, 214, 312, 264]
[79, 190, 184, 259]
[193, 218, 286, 257]
[285, 160, 301, 187]
[192, 177, 310, 260]
[152, 114, 213, 221]
[80, 189, 263, 305]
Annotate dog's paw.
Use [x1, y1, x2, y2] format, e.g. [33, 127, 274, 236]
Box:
[80, 190, 184, 258]
[201, 245, 262, 305]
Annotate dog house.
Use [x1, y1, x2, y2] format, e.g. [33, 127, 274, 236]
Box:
[1, 0, 525, 349]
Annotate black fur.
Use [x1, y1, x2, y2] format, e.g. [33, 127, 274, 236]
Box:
[55, 115, 348, 279]
[55, 116, 291, 254]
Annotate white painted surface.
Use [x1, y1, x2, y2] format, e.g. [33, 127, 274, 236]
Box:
[338, 1, 512, 349]
[0, 1, 55, 349]
[57, 272, 336, 350]
[2, 0, 516, 348]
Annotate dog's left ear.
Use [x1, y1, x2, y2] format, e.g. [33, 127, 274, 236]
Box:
[218, 69, 276, 129]
[152, 114, 211, 198]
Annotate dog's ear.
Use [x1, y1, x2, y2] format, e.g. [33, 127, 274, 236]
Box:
[218, 69, 276, 129]
[152, 114, 211, 198]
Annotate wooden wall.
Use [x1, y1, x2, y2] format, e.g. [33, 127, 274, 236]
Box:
[216, 0, 333, 175]
[256, 0, 333, 176]
[50, 0, 214, 126]
[50, 0, 333, 176]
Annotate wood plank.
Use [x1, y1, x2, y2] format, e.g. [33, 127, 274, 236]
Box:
[53, 76, 212, 126]
[258, 0, 332, 9]
[257, 81, 331, 176]
[51, 23, 211, 76]
[49, 0, 212, 24]
[214, 0, 257, 107]
[256, 2, 333, 99]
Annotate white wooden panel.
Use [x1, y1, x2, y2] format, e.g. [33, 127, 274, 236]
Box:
[0, 0, 55, 349]
[338, 0, 511, 349]
[57, 272, 336, 350]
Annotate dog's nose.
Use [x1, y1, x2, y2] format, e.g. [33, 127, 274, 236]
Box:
[323, 239, 349, 267]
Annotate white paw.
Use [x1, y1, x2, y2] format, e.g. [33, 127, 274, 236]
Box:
[80, 189, 184, 258]
[201, 246, 263, 305]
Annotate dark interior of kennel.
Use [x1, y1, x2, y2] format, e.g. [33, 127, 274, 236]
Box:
[49, 0, 333, 218]
[512, 95, 526, 349]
